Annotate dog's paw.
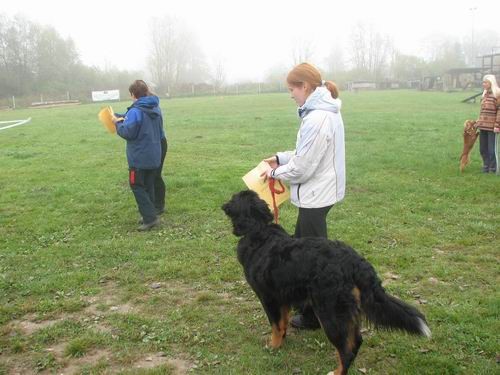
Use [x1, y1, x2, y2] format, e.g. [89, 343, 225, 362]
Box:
[268, 338, 283, 349]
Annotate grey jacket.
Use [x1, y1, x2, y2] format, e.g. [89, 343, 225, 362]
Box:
[272, 87, 346, 208]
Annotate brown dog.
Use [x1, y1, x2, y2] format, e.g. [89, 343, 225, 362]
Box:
[460, 120, 479, 172]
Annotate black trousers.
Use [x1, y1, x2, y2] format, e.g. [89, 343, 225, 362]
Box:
[129, 168, 157, 224]
[154, 138, 168, 213]
[294, 205, 333, 321]
[479, 130, 497, 170]
[294, 205, 333, 239]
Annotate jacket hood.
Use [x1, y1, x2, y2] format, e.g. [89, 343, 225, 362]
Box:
[298, 87, 341, 118]
[130, 95, 161, 118]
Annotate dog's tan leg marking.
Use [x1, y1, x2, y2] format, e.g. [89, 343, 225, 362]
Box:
[279, 306, 290, 336]
[352, 287, 361, 307]
[270, 324, 283, 348]
[330, 350, 344, 375]
[349, 286, 362, 350]
[270, 306, 290, 348]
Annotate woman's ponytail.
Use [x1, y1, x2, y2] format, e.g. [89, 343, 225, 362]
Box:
[324, 80, 339, 99]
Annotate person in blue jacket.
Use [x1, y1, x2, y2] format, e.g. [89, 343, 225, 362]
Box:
[112, 80, 163, 231]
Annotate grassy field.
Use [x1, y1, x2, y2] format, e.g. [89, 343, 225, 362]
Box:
[0, 90, 498, 374]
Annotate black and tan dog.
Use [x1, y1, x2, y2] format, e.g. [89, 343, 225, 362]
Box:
[222, 190, 431, 375]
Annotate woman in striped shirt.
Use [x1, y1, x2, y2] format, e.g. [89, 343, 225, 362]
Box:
[476, 74, 500, 173]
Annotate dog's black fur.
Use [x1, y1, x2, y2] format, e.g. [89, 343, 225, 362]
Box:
[222, 190, 430, 375]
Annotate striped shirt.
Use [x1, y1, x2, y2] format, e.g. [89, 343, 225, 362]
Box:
[476, 92, 500, 131]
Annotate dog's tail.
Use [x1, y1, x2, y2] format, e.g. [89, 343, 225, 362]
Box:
[355, 266, 431, 338]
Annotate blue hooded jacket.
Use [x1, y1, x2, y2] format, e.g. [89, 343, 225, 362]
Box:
[116, 95, 163, 169]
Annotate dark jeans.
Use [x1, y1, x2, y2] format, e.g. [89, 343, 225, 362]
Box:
[294, 205, 333, 322]
[479, 130, 497, 170]
[129, 168, 157, 224]
[154, 138, 168, 213]
[294, 205, 333, 239]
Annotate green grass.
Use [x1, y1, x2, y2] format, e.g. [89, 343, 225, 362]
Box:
[0, 90, 498, 374]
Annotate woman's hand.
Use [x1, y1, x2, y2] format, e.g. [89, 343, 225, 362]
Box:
[263, 156, 278, 169]
[260, 163, 274, 182]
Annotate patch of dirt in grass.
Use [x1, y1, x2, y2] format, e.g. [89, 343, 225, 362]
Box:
[3, 281, 228, 374]
[139, 280, 212, 310]
[0, 355, 37, 375]
[167, 357, 195, 374]
[83, 281, 135, 314]
[8, 315, 64, 335]
[130, 352, 193, 373]
[7, 281, 136, 340]
[138, 280, 259, 316]
[57, 349, 111, 375]
[45, 342, 66, 357]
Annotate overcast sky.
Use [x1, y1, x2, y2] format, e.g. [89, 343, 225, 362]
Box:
[3, 0, 499, 82]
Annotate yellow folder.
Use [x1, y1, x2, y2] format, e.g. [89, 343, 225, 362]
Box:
[98, 106, 117, 134]
[242, 161, 290, 211]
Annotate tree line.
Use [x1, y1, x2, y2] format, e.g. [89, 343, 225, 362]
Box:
[287, 22, 499, 87]
[0, 14, 140, 101]
[1, 13, 499, 103]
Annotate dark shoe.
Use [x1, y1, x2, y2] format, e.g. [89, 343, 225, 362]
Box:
[290, 314, 320, 330]
[482, 166, 489, 173]
[489, 167, 497, 173]
[137, 217, 160, 231]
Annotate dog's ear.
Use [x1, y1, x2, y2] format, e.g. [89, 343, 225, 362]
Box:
[222, 190, 274, 236]
[237, 190, 274, 224]
[249, 193, 274, 225]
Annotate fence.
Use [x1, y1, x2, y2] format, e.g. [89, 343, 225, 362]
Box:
[0, 82, 287, 110]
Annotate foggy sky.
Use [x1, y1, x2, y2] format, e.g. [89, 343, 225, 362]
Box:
[3, 0, 498, 82]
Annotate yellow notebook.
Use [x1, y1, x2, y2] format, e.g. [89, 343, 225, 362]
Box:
[242, 161, 290, 211]
[98, 106, 117, 134]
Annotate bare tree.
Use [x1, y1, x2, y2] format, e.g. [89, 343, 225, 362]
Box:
[291, 37, 314, 65]
[348, 23, 393, 80]
[349, 23, 368, 72]
[462, 29, 500, 67]
[265, 64, 287, 84]
[325, 43, 345, 77]
[174, 28, 209, 84]
[148, 16, 178, 94]
[148, 16, 208, 94]
[420, 33, 466, 73]
[368, 31, 394, 80]
[211, 59, 226, 93]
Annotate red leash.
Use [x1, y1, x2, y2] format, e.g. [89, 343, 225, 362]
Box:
[268, 178, 286, 224]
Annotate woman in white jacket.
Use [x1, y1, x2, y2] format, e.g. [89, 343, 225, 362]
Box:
[263, 62, 346, 329]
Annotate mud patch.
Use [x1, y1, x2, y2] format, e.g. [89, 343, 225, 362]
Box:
[46, 348, 112, 375]
[9, 316, 64, 336]
[131, 353, 193, 375]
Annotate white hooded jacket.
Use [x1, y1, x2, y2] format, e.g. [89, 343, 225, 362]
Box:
[272, 86, 345, 208]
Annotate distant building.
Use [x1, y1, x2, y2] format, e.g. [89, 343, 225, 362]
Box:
[444, 52, 500, 91]
[347, 81, 377, 91]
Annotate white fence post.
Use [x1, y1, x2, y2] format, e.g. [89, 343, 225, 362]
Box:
[12, 96, 15, 109]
